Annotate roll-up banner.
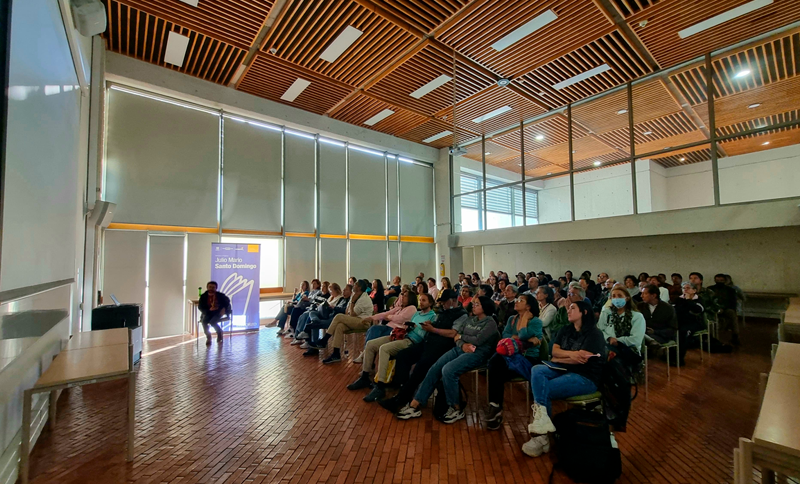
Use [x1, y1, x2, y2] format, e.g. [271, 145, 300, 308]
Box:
[211, 243, 260, 331]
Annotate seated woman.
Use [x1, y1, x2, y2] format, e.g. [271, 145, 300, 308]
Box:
[275, 281, 310, 335]
[674, 282, 706, 362]
[370, 279, 386, 314]
[492, 279, 507, 303]
[597, 286, 645, 367]
[303, 285, 352, 356]
[522, 301, 605, 458]
[286, 279, 324, 338]
[352, 291, 418, 364]
[416, 283, 428, 296]
[437, 277, 453, 305]
[457, 286, 473, 309]
[623, 275, 639, 299]
[293, 283, 342, 344]
[535, 286, 557, 339]
[348, 293, 437, 402]
[484, 294, 543, 430]
[396, 296, 500, 424]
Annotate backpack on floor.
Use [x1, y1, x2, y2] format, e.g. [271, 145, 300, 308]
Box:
[601, 353, 634, 432]
[432, 380, 467, 421]
[550, 408, 621, 484]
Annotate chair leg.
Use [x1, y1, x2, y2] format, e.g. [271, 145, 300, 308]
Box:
[525, 382, 530, 417]
[676, 338, 680, 373]
[644, 345, 648, 402]
[666, 346, 670, 379]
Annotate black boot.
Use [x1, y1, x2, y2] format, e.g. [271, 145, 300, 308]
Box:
[379, 395, 402, 413]
[364, 383, 386, 402]
[347, 372, 373, 391]
[314, 334, 331, 349]
[322, 348, 341, 364]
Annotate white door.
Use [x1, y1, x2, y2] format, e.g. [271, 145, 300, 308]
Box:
[147, 234, 185, 338]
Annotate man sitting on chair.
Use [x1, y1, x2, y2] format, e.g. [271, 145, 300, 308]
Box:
[198, 281, 230, 346]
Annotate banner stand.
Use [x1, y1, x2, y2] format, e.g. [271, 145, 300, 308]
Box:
[211, 243, 261, 332]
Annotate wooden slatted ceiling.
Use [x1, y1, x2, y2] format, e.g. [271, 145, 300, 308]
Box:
[628, 0, 800, 68]
[492, 113, 585, 151]
[716, 109, 800, 137]
[670, 30, 800, 106]
[612, 0, 660, 18]
[328, 93, 428, 136]
[237, 54, 353, 115]
[462, 140, 521, 165]
[720, 124, 800, 156]
[261, 0, 417, 87]
[103, 0, 246, 85]
[436, 85, 546, 135]
[528, 135, 622, 168]
[598, 111, 703, 154]
[648, 146, 715, 168]
[373, 0, 471, 34]
[437, 0, 613, 78]
[114, 0, 274, 49]
[367, 43, 495, 116]
[399, 118, 476, 148]
[514, 31, 651, 109]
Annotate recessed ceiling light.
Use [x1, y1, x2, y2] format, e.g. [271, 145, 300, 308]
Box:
[593, 160, 602, 166]
[280, 78, 311, 102]
[748, 103, 761, 109]
[518, 163, 522, 166]
[491, 9, 558, 51]
[363, 109, 394, 126]
[552, 64, 611, 90]
[534, 134, 545, 141]
[679, 0, 772, 38]
[547, 172, 552, 175]
[485, 152, 491, 155]
[422, 131, 452, 143]
[762, 141, 770, 145]
[164, 31, 190, 67]
[472, 106, 512, 123]
[572, 150, 577, 154]
[410, 74, 451, 99]
[320, 26, 363, 62]
[679, 157, 686, 161]
[617, 109, 628, 115]
[643, 131, 653, 135]
[734, 69, 751, 79]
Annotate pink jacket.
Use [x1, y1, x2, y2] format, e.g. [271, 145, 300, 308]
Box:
[370, 305, 417, 329]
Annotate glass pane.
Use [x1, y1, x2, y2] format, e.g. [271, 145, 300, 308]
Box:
[454, 193, 482, 233]
[490, 113, 571, 182]
[220, 236, 283, 288]
[635, 144, 715, 212]
[718, 128, 800, 204]
[572, 87, 631, 171]
[483, 183, 535, 230]
[527, 173, 570, 224]
[573, 161, 633, 220]
[453, 153, 482, 196]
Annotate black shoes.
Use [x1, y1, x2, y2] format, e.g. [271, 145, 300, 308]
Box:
[303, 348, 319, 357]
[379, 395, 402, 413]
[347, 373, 373, 391]
[485, 404, 503, 430]
[363, 385, 386, 402]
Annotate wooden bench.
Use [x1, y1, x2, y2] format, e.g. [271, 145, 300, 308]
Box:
[734, 342, 800, 483]
[19, 328, 135, 484]
[780, 303, 800, 343]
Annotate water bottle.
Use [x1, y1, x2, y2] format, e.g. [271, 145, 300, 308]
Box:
[198, 287, 202, 297]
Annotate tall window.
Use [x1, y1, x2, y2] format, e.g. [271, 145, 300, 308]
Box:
[460, 173, 538, 230]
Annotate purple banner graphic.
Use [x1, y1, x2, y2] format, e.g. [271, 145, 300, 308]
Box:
[211, 243, 260, 331]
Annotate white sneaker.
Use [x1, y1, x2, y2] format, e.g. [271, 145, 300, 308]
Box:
[284, 332, 294, 339]
[276, 329, 285, 335]
[300, 342, 309, 349]
[296, 331, 309, 339]
[290, 338, 303, 345]
[396, 405, 421, 420]
[521, 435, 551, 457]
[352, 352, 364, 364]
[528, 403, 556, 435]
[442, 406, 465, 424]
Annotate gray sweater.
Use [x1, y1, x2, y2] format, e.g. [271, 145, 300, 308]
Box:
[453, 315, 500, 357]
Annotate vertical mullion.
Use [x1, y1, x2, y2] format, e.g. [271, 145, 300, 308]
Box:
[481, 135, 487, 231]
[314, 135, 320, 280]
[520, 121, 526, 226]
[706, 53, 721, 206]
[396, 156, 402, 277]
[345, 143, 350, 279]
[384, 153, 390, 281]
[628, 82, 638, 215]
[449, 154, 454, 235]
[218, 113, 223, 240]
[568, 104, 575, 221]
[281, 129, 286, 289]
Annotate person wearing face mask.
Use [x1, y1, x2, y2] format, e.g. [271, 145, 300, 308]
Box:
[598, 286, 645, 367]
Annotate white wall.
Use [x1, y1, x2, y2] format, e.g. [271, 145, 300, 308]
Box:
[719, 144, 800, 204]
[482, 225, 800, 293]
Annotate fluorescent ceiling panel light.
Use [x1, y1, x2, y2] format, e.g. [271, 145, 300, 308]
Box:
[410, 74, 451, 99]
[165, 31, 190, 67]
[422, 131, 452, 143]
[734, 69, 751, 79]
[747, 103, 761, 109]
[472, 106, 512, 123]
[177, 0, 199, 6]
[534, 135, 545, 141]
[485, 152, 491, 155]
[281, 78, 311, 102]
[491, 9, 558, 51]
[552, 64, 611, 90]
[643, 131, 653, 135]
[617, 109, 628, 115]
[678, 0, 773, 38]
[363, 109, 394, 126]
[320, 26, 363, 62]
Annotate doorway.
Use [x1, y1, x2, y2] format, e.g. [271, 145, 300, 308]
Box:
[146, 234, 186, 338]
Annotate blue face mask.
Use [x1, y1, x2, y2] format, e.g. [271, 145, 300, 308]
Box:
[611, 298, 627, 308]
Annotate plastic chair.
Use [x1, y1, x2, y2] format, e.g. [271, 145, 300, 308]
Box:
[386, 296, 397, 309]
[693, 315, 712, 360]
[342, 327, 368, 360]
[564, 391, 602, 409]
[466, 366, 488, 406]
[507, 375, 530, 416]
[195, 306, 232, 347]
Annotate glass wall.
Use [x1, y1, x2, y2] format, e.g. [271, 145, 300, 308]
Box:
[451, 27, 800, 232]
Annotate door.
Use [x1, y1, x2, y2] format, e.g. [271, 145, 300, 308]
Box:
[147, 234, 185, 338]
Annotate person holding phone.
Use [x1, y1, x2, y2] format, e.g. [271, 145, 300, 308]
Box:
[275, 281, 310, 335]
[523, 300, 606, 458]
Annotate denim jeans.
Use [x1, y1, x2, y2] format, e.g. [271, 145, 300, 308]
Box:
[308, 317, 334, 345]
[414, 347, 487, 407]
[530, 365, 597, 416]
[364, 324, 392, 347]
[296, 311, 315, 334]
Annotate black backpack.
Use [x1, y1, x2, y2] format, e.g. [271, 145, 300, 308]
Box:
[550, 408, 621, 484]
[601, 354, 634, 432]
[432, 380, 467, 421]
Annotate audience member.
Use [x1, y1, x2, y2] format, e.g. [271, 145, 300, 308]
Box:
[303, 284, 352, 356]
[396, 296, 500, 423]
[668, 273, 683, 303]
[523, 301, 605, 457]
[471, 272, 482, 286]
[353, 291, 419, 363]
[623, 275, 639, 298]
[349, 293, 437, 402]
[454, 272, 467, 292]
[495, 284, 518, 332]
[674, 282, 706, 363]
[458, 286, 473, 309]
[710, 274, 740, 346]
[485, 294, 543, 430]
[384, 276, 402, 298]
[477, 284, 493, 300]
[492, 279, 507, 303]
[427, 278, 439, 301]
[379, 289, 467, 413]
[638, 272, 649, 284]
[598, 286, 645, 366]
[315, 280, 374, 364]
[648, 275, 670, 302]
[416, 282, 428, 296]
[523, 276, 539, 295]
[535, 286, 557, 339]
[275, 280, 310, 334]
[564, 270, 575, 285]
[285, 279, 323, 337]
[371, 279, 386, 313]
[638, 284, 678, 354]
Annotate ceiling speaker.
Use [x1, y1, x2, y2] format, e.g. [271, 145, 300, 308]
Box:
[70, 0, 107, 37]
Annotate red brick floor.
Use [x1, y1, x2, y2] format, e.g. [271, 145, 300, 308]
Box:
[26, 320, 778, 483]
